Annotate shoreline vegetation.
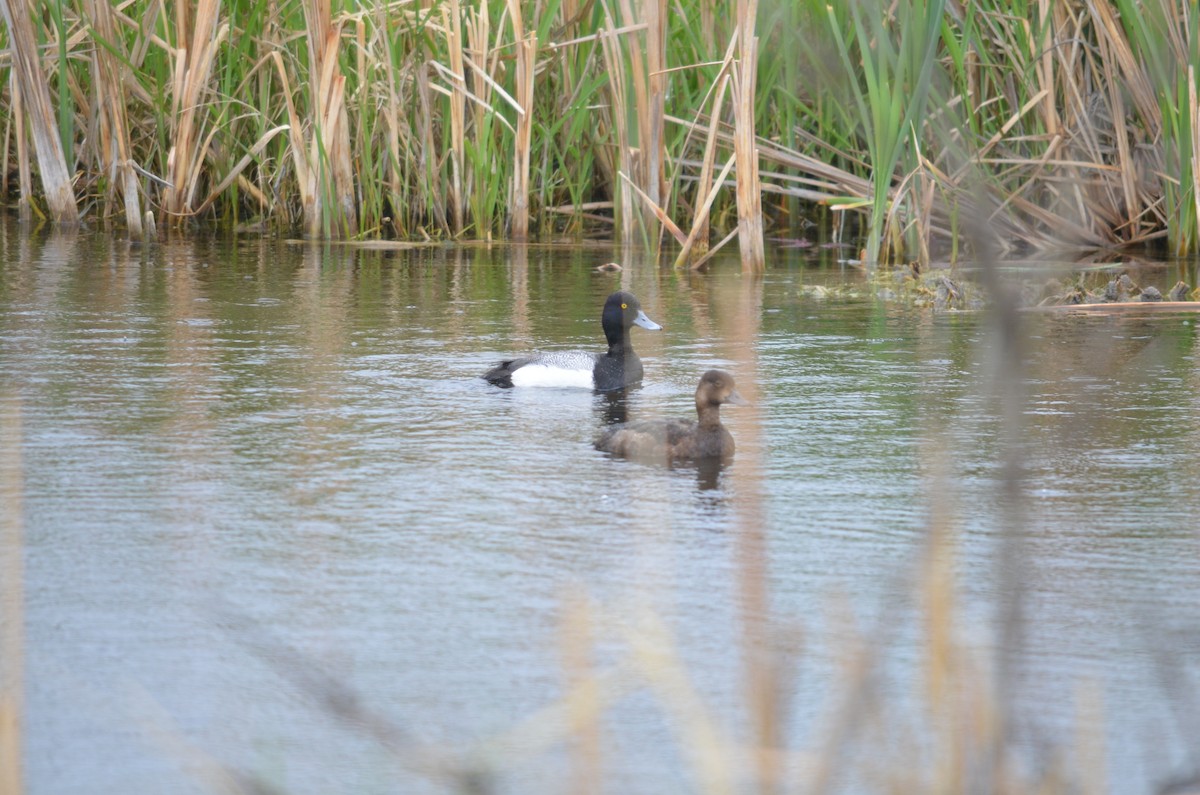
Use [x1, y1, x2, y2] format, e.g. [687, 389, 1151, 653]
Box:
[0, 0, 1197, 265]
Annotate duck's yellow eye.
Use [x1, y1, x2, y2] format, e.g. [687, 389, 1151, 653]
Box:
[621, 303, 628, 309]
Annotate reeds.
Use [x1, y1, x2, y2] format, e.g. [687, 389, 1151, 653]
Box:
[83, 0, 142, 238]
[507, 0, 535, 241]
[0, 0, 79, 224]
[1101, 0, 1200, 255]
[732, 1, 764, 271]
[819, 0, 945, 265]
[161, 0, 226, 223]
[0, 0, 1198, 256]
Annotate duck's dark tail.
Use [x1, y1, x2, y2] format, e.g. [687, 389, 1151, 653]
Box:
[482, 358, 524, 388]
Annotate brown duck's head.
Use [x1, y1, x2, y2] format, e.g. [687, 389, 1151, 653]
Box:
[695, 369, 750, 408]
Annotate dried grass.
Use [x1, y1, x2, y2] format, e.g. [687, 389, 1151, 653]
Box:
[161, 0, 226, 223]
[83, 0, 142, 238]
[0, 0, 79, 224]
[0, 0, 1194, 253]
[732, 10, 764, 271]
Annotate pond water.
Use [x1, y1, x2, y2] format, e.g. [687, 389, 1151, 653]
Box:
[2, 228, 1199, 794]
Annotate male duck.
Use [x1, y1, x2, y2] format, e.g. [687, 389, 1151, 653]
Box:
[594, 370, 749, 464]
[484, 291, 662, 391]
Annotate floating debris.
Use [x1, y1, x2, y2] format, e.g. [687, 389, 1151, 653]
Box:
[934, 275, 964, 311]
[1168, 281, 1191, 301]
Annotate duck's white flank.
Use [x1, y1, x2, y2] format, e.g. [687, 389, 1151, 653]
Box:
[510, 363, 595, 388]
[509, 351, 598, 388]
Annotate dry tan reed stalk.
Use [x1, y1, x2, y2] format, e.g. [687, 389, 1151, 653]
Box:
[462, 1, 490, 215]
[674, 153, 736, 269]
[444, 0, 467, 234]
[618, 171, 686, 243]
[731, 12, 764, 271]
[1095, 23, 1140, 238]
[681, 36, 737, 267]
[643, 0, 667, 210]
[556, 0, 582, 102]
[511, 32, 535, 239]
[1036, 0, 1060, 136]
[1, 402, 25, 795]
[684, 226, 738, 270]
[501, 0, 535, 239]
[162, 0, 226, 221]
[612, 0, 667, 238]
[372, 5, 405, 226]
[1088, 1, 1160, 133]
[700, 0, 716, 54]
[85, 0, 143, 239]
[0, 92, 9, 200]
[303, 0, 357, 237]
[274, 50, 312, 214]
[0, 0, 79, 224]
[275, 3, 356, 237]
[9, 74, 32, 223]
[415, 65, 450, 232]
[194, 125, 290, 215]
[598, 0, 636, 241]
[1191, 65, 1200, 240]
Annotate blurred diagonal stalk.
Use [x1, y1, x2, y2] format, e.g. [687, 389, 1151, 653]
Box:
[972, 216, 1029, 785]
[1, 401, 24, 795]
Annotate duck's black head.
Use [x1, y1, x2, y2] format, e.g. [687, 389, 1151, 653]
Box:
[695, 370, 749, 409]
[600, 291, 661, 346]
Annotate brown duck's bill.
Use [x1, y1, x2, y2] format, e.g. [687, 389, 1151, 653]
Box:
[726, 389, 751, 406]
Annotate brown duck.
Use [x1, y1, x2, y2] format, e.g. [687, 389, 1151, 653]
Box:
[594, 370, 749, 464]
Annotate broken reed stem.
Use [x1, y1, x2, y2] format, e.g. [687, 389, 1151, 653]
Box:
[732, 3, 764, 271]
[0, 0, 79, 224]
[675, 153, 735, 269]
[680, 34, 737, 267]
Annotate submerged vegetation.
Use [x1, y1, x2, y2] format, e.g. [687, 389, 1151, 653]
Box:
[0, 0, 1198, 262]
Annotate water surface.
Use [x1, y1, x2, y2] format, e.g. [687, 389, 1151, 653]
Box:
[2, 230, 1199, 793]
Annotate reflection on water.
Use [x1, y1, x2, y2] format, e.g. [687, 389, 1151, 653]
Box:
[2, 227, 1200, 793]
